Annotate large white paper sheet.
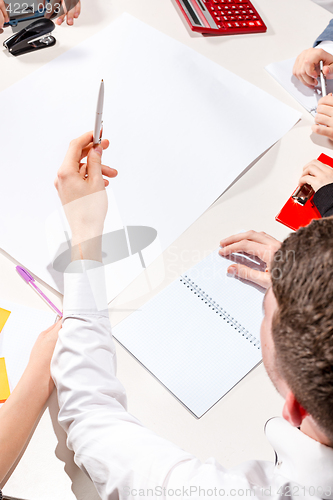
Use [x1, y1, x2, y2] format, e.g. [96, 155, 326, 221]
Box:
[266, 57, 333, 116]
[0, 14, 300, 301]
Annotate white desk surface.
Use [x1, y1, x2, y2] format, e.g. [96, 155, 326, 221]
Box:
[0, 1, 332, 498]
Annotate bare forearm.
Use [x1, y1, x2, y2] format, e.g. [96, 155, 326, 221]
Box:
[0, 363, 53, 481]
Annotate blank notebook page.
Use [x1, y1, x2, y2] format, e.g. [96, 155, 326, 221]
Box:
[113, 250, 264, 418]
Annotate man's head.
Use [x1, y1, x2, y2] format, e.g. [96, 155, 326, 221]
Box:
[260, 218, 333, 444]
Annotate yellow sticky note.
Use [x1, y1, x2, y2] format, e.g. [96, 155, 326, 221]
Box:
[0, 308, 11, 333]
[0, 358, 10, 403]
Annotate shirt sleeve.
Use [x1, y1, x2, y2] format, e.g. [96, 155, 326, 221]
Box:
[50, 262, 213, 499]
[313, 183, 333, 217]
[314, 19, 333, 46]
[314, 40, 333, 55]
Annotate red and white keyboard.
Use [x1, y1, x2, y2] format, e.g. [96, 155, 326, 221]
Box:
[175, 0, 267, 35]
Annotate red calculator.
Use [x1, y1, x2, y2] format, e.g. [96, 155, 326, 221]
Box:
[174, 0, 266, 35]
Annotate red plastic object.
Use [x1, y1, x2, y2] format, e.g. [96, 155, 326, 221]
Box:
[174, 0, 266, 36]
[275, 153, 333, 232]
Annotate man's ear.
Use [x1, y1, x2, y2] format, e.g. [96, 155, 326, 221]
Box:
[282, 391, 308, 427]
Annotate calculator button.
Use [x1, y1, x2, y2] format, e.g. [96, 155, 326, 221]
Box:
[229, 16, 236, 20]
[223, 16, 228, 20]
[237, 15, 243, 19]
[232, 22, 240, 27]
[217, 6, 222, 9]
[248, 9, 254, 13]
[245, 15, 251, 19]
[234, 10, 240, 14]
[255, 20, 262, 25]
[241, 10, 247, 13]
[213, 0, 218, 3]
[227, 22, 233, 27]
[216, 16, 221, 20]
[248, 21, 255, 26]
[241, 22, 247, 26]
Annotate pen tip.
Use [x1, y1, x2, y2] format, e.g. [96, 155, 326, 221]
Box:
[101, 79, 104, 82]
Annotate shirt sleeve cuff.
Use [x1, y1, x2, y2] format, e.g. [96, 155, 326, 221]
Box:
[63, 260, 109, 316]
[315, 40, 333, 55]
[313, 183, 333, 217]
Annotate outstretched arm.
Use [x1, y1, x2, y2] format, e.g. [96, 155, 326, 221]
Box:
[0, 320, 61, 482]
[51, 133, 197, 498]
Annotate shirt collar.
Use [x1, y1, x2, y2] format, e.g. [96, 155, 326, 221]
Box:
[265, 417, 333, 497]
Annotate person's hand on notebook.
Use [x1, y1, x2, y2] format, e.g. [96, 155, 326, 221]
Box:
[312, 94, 333, 140]
[219, 231, 281, 289]
[293, 48, 333, 88]
[0, 0, 9, 30]
[299, 158, 333, 192]
[54, 131, 117, 259]
[0, 319, 61, 483]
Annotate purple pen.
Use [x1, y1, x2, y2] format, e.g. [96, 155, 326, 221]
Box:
[16, 266, 63, 317]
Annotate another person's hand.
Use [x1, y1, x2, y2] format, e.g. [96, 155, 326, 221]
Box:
[299, 158, 333, 192]
[0, 319, 61, 483]
[219, 231, 281, 289]
[312, 94, 333, 140]
[28, 320, 62, 396]
[45, 0, 81, 26]
[293, 48, 333, 88]
[0, 0, 9, 30]
[56, 0, 81, 26]
[54, 132, 117, 255]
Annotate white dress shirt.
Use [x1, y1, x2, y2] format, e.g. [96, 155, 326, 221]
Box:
[317, 41, 333, 55]
[51, 263, 333, 500]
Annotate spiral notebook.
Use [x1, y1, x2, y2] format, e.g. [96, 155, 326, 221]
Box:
[113, 250, 264, 418]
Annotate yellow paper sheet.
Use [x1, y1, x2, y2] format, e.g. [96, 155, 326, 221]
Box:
[0, 357, 10, 403]
[0, 308, 11, 333]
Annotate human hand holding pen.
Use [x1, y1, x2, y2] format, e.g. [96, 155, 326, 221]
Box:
[219, 231, 281, 289]
[293, 48, 333, 88]
[312, 93, 333, 140]
[54, 132, 117, 261]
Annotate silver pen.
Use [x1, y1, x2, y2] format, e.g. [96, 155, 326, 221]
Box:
[93, 79, 104, 145]
[320, 60, 327, 97]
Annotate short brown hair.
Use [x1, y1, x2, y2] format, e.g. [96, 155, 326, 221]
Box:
[271, 217, 333, 442]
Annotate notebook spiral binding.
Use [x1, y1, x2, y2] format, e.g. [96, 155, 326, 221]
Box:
[181, 276, 261, 349]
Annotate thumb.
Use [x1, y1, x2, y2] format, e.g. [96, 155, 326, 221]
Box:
[323, 63, 333, 78]
[227, 264, 270, 289]
[87, 145, 103, 178]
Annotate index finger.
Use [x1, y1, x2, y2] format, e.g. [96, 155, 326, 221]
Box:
[219, 240, 273, 264]
[63, 132, 94, 172]
[317, 94, 333, 107]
